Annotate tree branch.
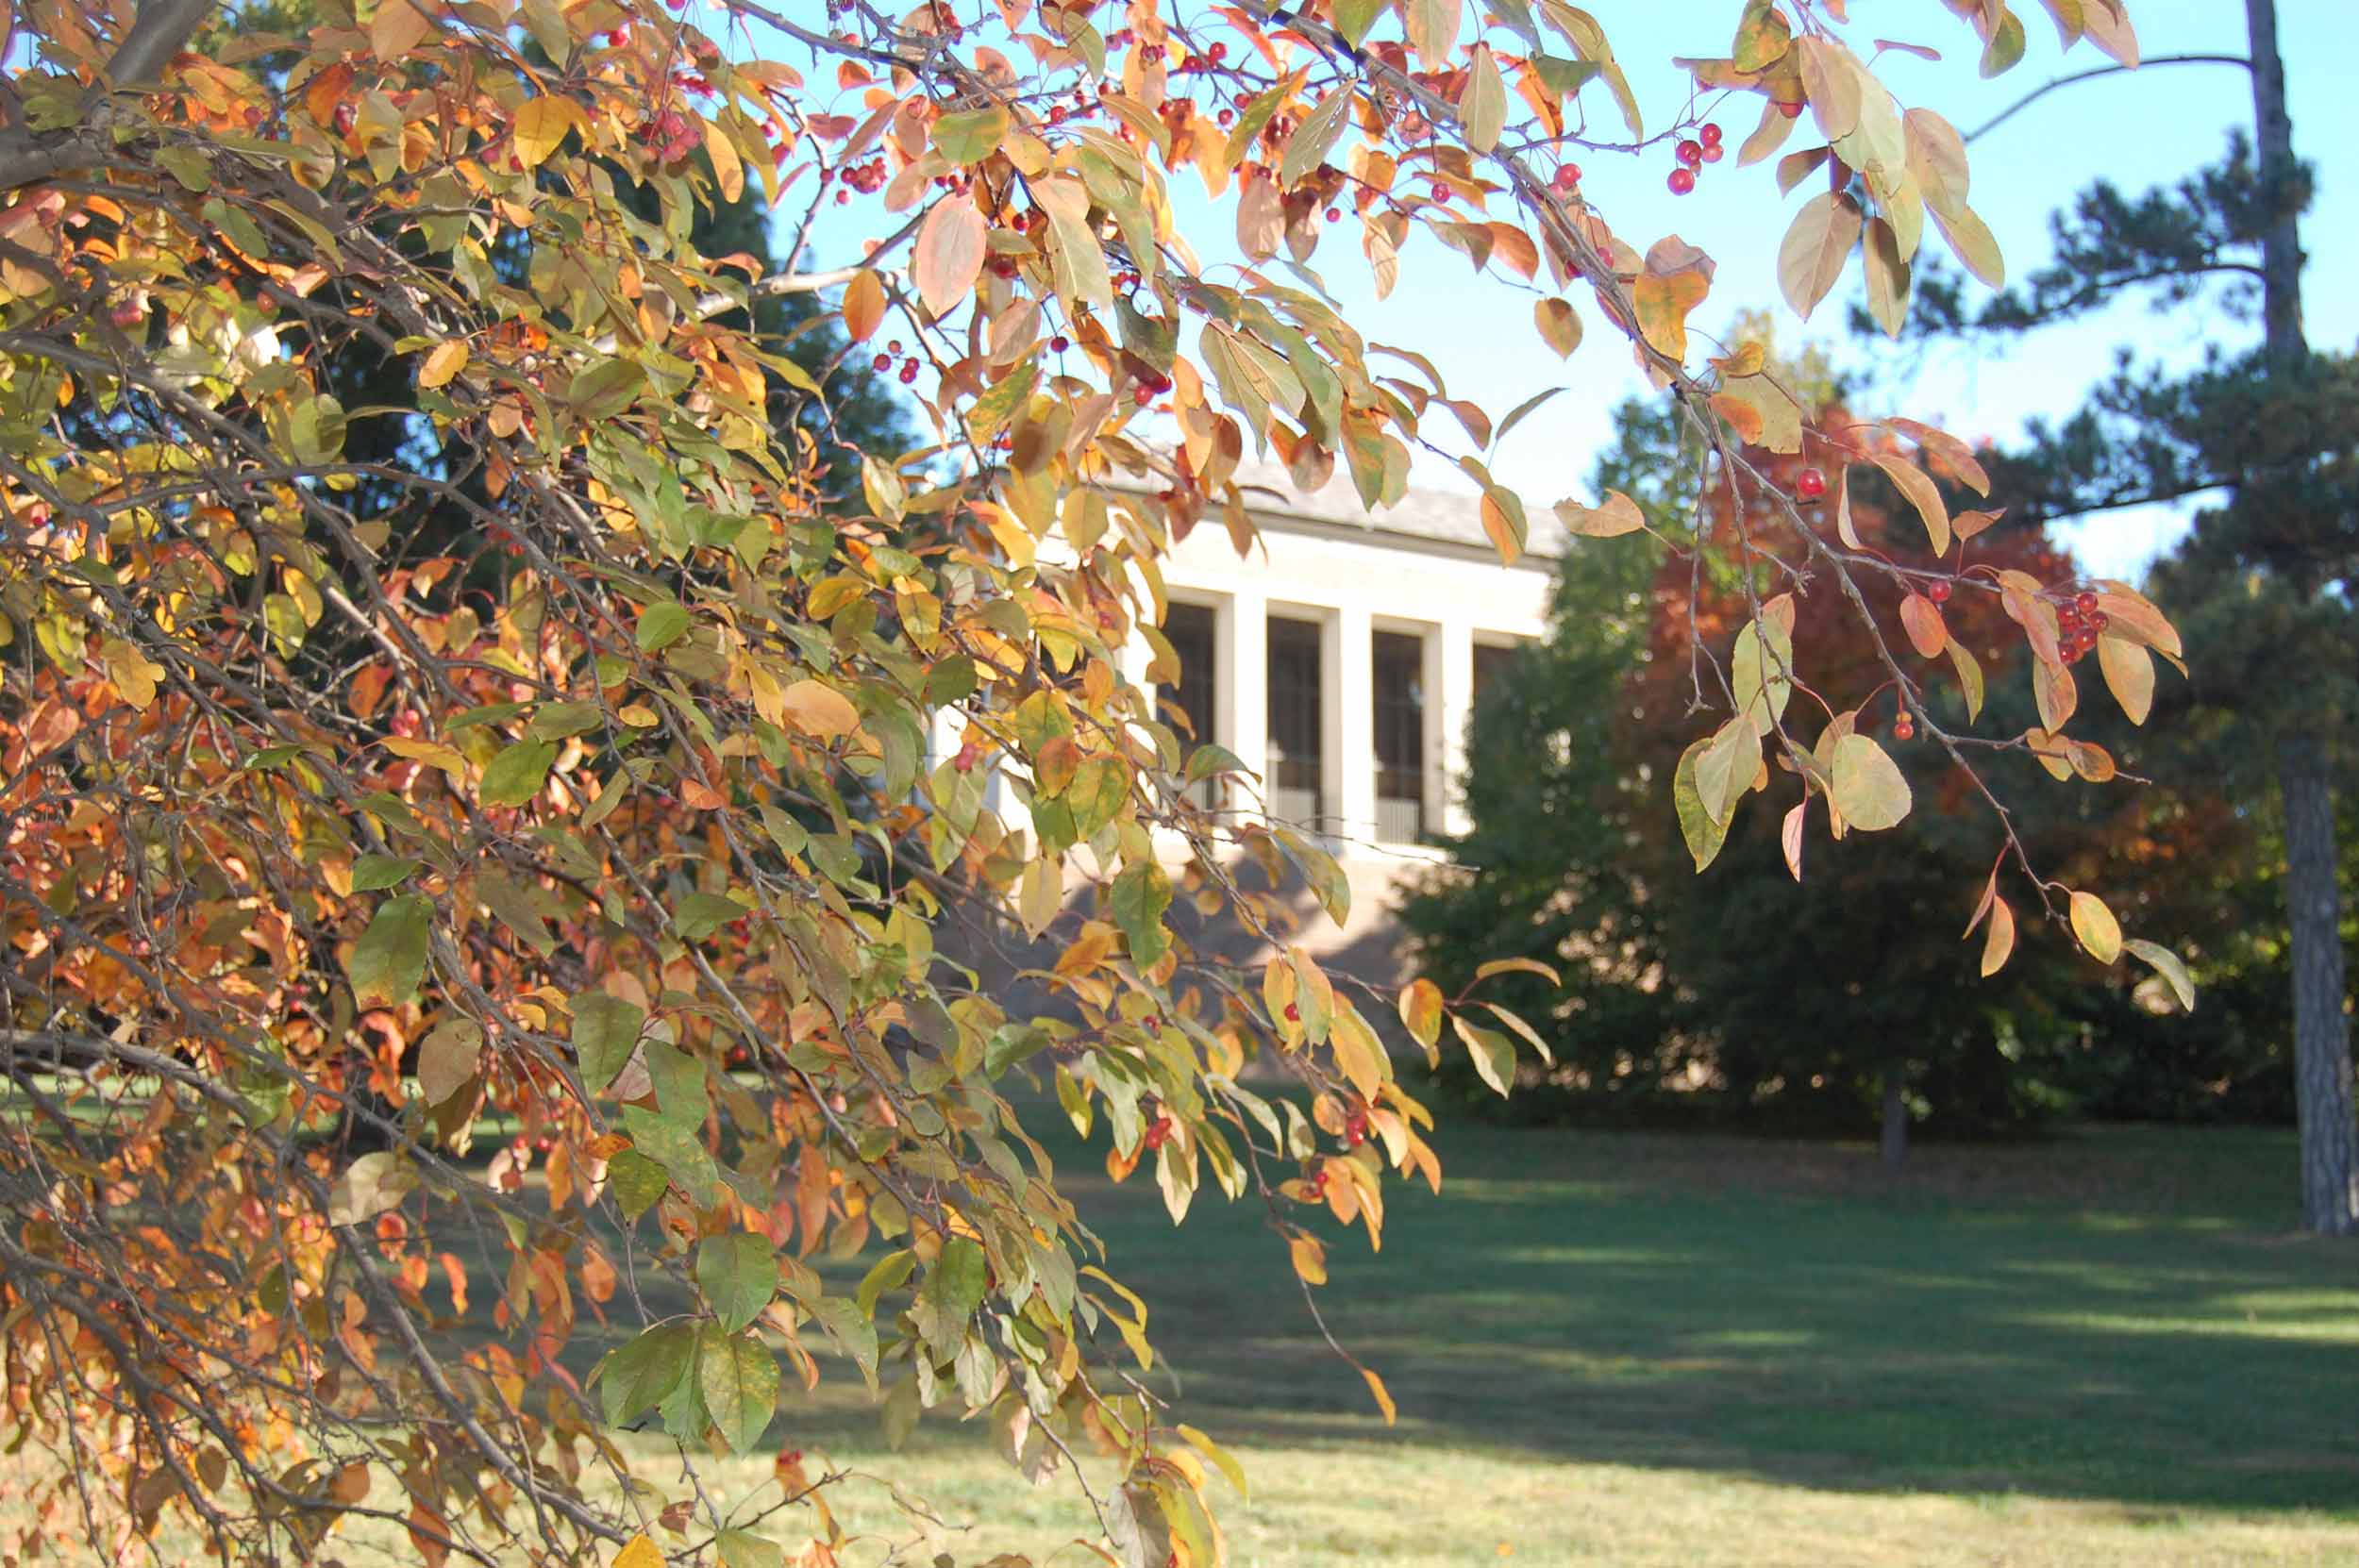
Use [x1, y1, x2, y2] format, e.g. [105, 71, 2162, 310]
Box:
[1966, 54, 2250, 143]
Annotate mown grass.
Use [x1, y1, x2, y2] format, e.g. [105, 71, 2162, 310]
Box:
[11, 1117, 2359, 1565]
[654, 1118, 2359, 1565]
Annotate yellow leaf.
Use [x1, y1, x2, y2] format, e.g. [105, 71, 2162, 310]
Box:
[2069, 891, 2121, 964]
[371, 0, 433, 60]
[512, 95, 577, 170]
[381, 735, 468, 777]
[1287, 1233, 1326, 1286]
[613, 1537, 664, 1568]
[779, 679, 859, 739]
[1361, 1366, 1397, 1426]
[2097, 634, 2153, 725]
[1829, 733, 1911, 831]
[418, 340, 468, 389]
[100, 638, 164, 709]
[1980, 896, 2015, 977]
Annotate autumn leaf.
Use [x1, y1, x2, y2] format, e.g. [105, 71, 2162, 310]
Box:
[1778, 192, 1865, 318]
[913, 193, 986, 317]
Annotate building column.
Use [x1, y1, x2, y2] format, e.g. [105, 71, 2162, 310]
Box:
[1329, 605, 1374, 846]
[1218, 590, 1267, 818]
[1434, 621, 1475, 838]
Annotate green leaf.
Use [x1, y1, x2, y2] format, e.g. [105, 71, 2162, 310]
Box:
[607, 1146, 670, 1220]
[675, 891, 749, 942]
[595, 1324, 694, 1427]
[807, 1294, 880, 1389]
[717, 1530, 784, 1568]
[1673, 737, 1729, 873]
[696, 1325, 778, 1453]
[572, 993, 646, 1093]
[1731, 618, 1795, 739]
[350, 854, 420, 892]
[2124, 938, 2197, 1011]
[912, 1236, 989, 1360]
[855, 1249, 916, 1319]
[478, 740, 557, 808]
[696, 1234, 780, 1334]
[932, 105, 1010, 164]
[349, 894, 431, 1008]
[636, 601, 692, 652]
[623, 1105, 718, 1198]
[1110, 860, 1173, 970]
[1452, 1016, 1516, 1097]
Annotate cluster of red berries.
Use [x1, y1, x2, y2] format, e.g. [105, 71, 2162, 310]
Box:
[868, 341, 923, 385]
[642, 108, 699, 164]
[829, 156, 891, 204]
[1667, 122, 1723, 194]
[1550, 163, 1582, 193]
[1301, 1161, 1328, 1200]
[2055, 590, 2110, 661]
[1143, 1113, 1175, 1151]
[1166, 40, 1230, 72]
[1342, 1105, 1369, 1147]
[1892, 705, 1916, 742]
[1130, 367, 1173, 407]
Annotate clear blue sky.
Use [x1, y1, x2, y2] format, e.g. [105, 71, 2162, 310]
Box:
[796, 1, 2353, 581]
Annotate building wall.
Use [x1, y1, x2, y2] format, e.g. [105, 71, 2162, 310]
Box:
[936, 477, 1558, 991]
[1133, 498, 1557, 984]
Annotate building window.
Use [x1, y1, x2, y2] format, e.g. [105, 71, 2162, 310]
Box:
[1373, 629, 1425, 842]
[1472, 641, 1519, 713]
[1160, 602, 1217, 807]
[1267, 616, 1322, 829]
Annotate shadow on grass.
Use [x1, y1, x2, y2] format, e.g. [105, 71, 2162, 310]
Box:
[978, 1120, 2359, 1519]
[481, 1116, 2359, 1523]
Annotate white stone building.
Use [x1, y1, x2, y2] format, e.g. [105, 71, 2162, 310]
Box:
[1127, 464, 1564, 972]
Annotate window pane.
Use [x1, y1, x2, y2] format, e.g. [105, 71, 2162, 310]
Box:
[1373, 630, 1425, 842]
[1472, 642, 1518, 712]
[1159, 603, 1217, 742]
[1267, 617, 1322, 828]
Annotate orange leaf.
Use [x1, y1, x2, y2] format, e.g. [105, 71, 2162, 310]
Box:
[1899, 592, 1947, 658]
[842, 270, 885, 342]
[912, 192, 986, 317]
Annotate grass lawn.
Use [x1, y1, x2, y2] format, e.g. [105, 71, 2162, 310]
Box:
[643, 1117, 2359, 1566]
[11, 1117, 2359, 1565]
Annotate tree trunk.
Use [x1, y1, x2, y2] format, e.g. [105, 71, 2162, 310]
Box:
[2244, 0, 2305, 371]
[1880, 1072, 1908, 1172]
[2246, 0, 2354, 1232]
[2281, 731, 2356, 1233]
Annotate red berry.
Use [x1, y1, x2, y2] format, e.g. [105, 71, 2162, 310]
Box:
[1927, 579, 1951, 605]
[2088, 610, 2109, 632]
[871, 352, 891, 371]
[1133, 386, 1153, 406]
[1209, 42, 1226, 59]
[897, 362, 917, 384]
[1667, 167, 1696, 195]
[1701, 142, 1724, 163]
[887, 339, 903, 354]
[2074, 590, 2099, 615]
[1283, 1003, 1300, 1023]
[1050, 335, 1070, 352]
[1218, 108, 1235, 126]
[1699, 122, 1723, 147]
[1325, 207, 1341, 223]
[1893, 716, 1915, 742]
[1795, 467, 1827, 500]
[1676, 139, 1704, 167]
[1778, 99, 1804, 118]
